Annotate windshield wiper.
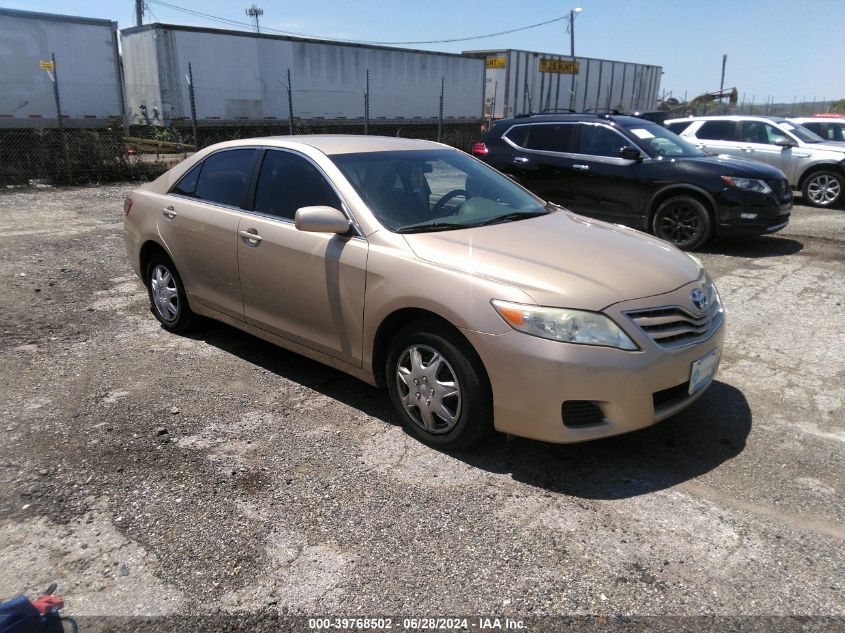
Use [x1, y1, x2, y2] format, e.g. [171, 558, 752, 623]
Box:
[394, 222, 468, 234]
[474, 210, 548, 227]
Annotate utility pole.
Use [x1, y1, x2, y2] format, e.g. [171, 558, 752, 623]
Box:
[135, 0, 144, 26]
[719, 54, 727, 113]
[567, 8, 582, 57]
[245, 4, 263, 33]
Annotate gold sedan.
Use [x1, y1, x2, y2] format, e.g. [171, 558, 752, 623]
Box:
[124, 136, 725, 449]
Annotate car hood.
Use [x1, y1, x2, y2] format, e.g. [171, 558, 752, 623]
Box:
[401, 211, 701, 311]
[677, 155, 787, 178]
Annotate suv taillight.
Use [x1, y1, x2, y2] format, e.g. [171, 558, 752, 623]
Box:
[123, 197, 133, 217]
[471, 142, 489, 156]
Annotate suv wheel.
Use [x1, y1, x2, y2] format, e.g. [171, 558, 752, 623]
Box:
[652, 196, 712, 250]
[146, 253, 196, 332]
[802, 171, 843, 207]
[386, 323, 492, 450]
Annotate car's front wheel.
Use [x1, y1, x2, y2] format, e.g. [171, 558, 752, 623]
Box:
[145, 253, 196, 332]
[651, 196, 712, 250]
[386, 323, 492, 450]
[802, 170, 843, 208]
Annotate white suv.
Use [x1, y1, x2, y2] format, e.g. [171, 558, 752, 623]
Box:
[789, 116, 845, 144]
[666, 115, 845, 207]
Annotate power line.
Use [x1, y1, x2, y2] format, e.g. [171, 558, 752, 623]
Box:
[146, 0, 567, 45]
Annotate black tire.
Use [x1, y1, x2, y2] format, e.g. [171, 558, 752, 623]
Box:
[385, 322, 492, 450]
[651, 195, 713, 250]
[801, 170, 844, 208]
[145, 252, 196, 333]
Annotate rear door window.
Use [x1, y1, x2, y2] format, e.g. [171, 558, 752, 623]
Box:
[525, 123, 577, 152]
[696, 120, 740, 141]
[194, 149, 258, 208]
[253, 150, 342, 220]
[577, 124, 629, 158]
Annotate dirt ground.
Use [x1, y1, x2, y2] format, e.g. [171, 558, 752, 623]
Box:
[1, 184, 843, 626]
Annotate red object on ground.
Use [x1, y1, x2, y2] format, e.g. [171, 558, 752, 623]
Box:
[811, 113, 845, 119]
[30, 594, 63, 615]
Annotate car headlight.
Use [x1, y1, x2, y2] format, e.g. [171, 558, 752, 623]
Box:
[721, 176, 773, 194]
[491, 300, 638, 350]
[707, 276, 724, 314]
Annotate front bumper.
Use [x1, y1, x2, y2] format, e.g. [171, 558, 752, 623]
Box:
[714, 184, 792, 237]
[463, 279, 726, 444]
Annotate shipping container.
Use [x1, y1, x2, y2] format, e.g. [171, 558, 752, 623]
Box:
[0, 8, 124, 126]
[120, 24, 485, 125]
[465, 49, 662, 120]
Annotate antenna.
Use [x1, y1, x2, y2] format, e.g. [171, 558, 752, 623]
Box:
[244, 4, 264, 33]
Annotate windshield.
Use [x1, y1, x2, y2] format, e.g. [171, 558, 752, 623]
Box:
[627, 123, 706, 158]
[330, 149, 548, 233]
[778, 120, 825, 144]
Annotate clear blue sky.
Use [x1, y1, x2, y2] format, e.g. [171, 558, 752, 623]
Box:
[5, 0, 845, 104]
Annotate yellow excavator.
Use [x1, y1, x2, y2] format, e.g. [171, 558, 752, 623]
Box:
[659, 88, 739, 117]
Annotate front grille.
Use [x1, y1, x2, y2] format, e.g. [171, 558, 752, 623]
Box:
[766, 179, 791, 199]
[625, 297, 722, 350]
[562, 401, 605, 427]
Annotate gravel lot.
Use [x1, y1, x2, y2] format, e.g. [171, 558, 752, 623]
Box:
[1, 185, 843, 624]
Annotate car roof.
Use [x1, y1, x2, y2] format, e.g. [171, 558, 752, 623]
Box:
[205, 135, 449, 155]
[790, 116, 845, 122]
[665, 115, 788, 124]
[495, 113, 652, 127]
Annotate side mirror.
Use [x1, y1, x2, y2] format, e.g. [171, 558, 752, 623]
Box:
[295, 206, 351, 234]
[619, 146, 643, 162]
[774, 139, 796, 149]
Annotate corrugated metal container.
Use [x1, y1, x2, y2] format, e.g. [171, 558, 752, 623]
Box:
[121, 24, 485, 124]
[465, 49, 662, 119]
[0, 8, 124, 125]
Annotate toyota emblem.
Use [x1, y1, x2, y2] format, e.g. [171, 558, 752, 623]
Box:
[691, 288, 708, 312]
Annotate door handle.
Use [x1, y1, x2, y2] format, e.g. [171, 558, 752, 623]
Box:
[572, 164, 590, 171]
[742, 146, 754, 153]
[239, 229, 263, 246]
[162, 206, 177, 220]
[513, 156, 530, 164]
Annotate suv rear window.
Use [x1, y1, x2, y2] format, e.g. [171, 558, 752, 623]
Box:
[696, 120, 740, 141]
[503, 125, 529, 147]
[524, 123, 576, 152]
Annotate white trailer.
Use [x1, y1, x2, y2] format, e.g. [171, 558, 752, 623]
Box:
[120, 24, 485, 125]
[0, 8, 124, 126]
[465, 49, 662, 119]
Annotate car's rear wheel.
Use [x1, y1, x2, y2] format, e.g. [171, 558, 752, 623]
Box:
[386, 323, 492, 450]
[652, 196, 712, 250]
[145, 253, 195, 332]
[802, 170, 843, 207]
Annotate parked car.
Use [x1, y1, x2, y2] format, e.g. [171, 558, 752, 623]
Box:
[473, 113, 792, 249]
[789, 116, 845, 144]
[124, 136, 725, 449]
[666, 115, 845, 208]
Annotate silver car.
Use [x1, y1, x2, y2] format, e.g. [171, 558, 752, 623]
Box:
[665, 115, 845, 207]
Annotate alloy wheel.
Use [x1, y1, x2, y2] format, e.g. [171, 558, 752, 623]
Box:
[656, 203, 702, 244]
[150, 264, 179, 322]
[395, 344, 462, 434]
[806, 174, 841, 205]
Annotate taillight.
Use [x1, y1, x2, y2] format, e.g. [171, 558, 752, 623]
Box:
[471, 142, 489, 156]
[123, 197, 133, 217]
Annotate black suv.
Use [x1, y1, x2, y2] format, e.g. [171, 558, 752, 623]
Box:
[473, 113, 792, 249]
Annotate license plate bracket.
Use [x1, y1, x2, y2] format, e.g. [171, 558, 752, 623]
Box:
[689, 348, 719, 395]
